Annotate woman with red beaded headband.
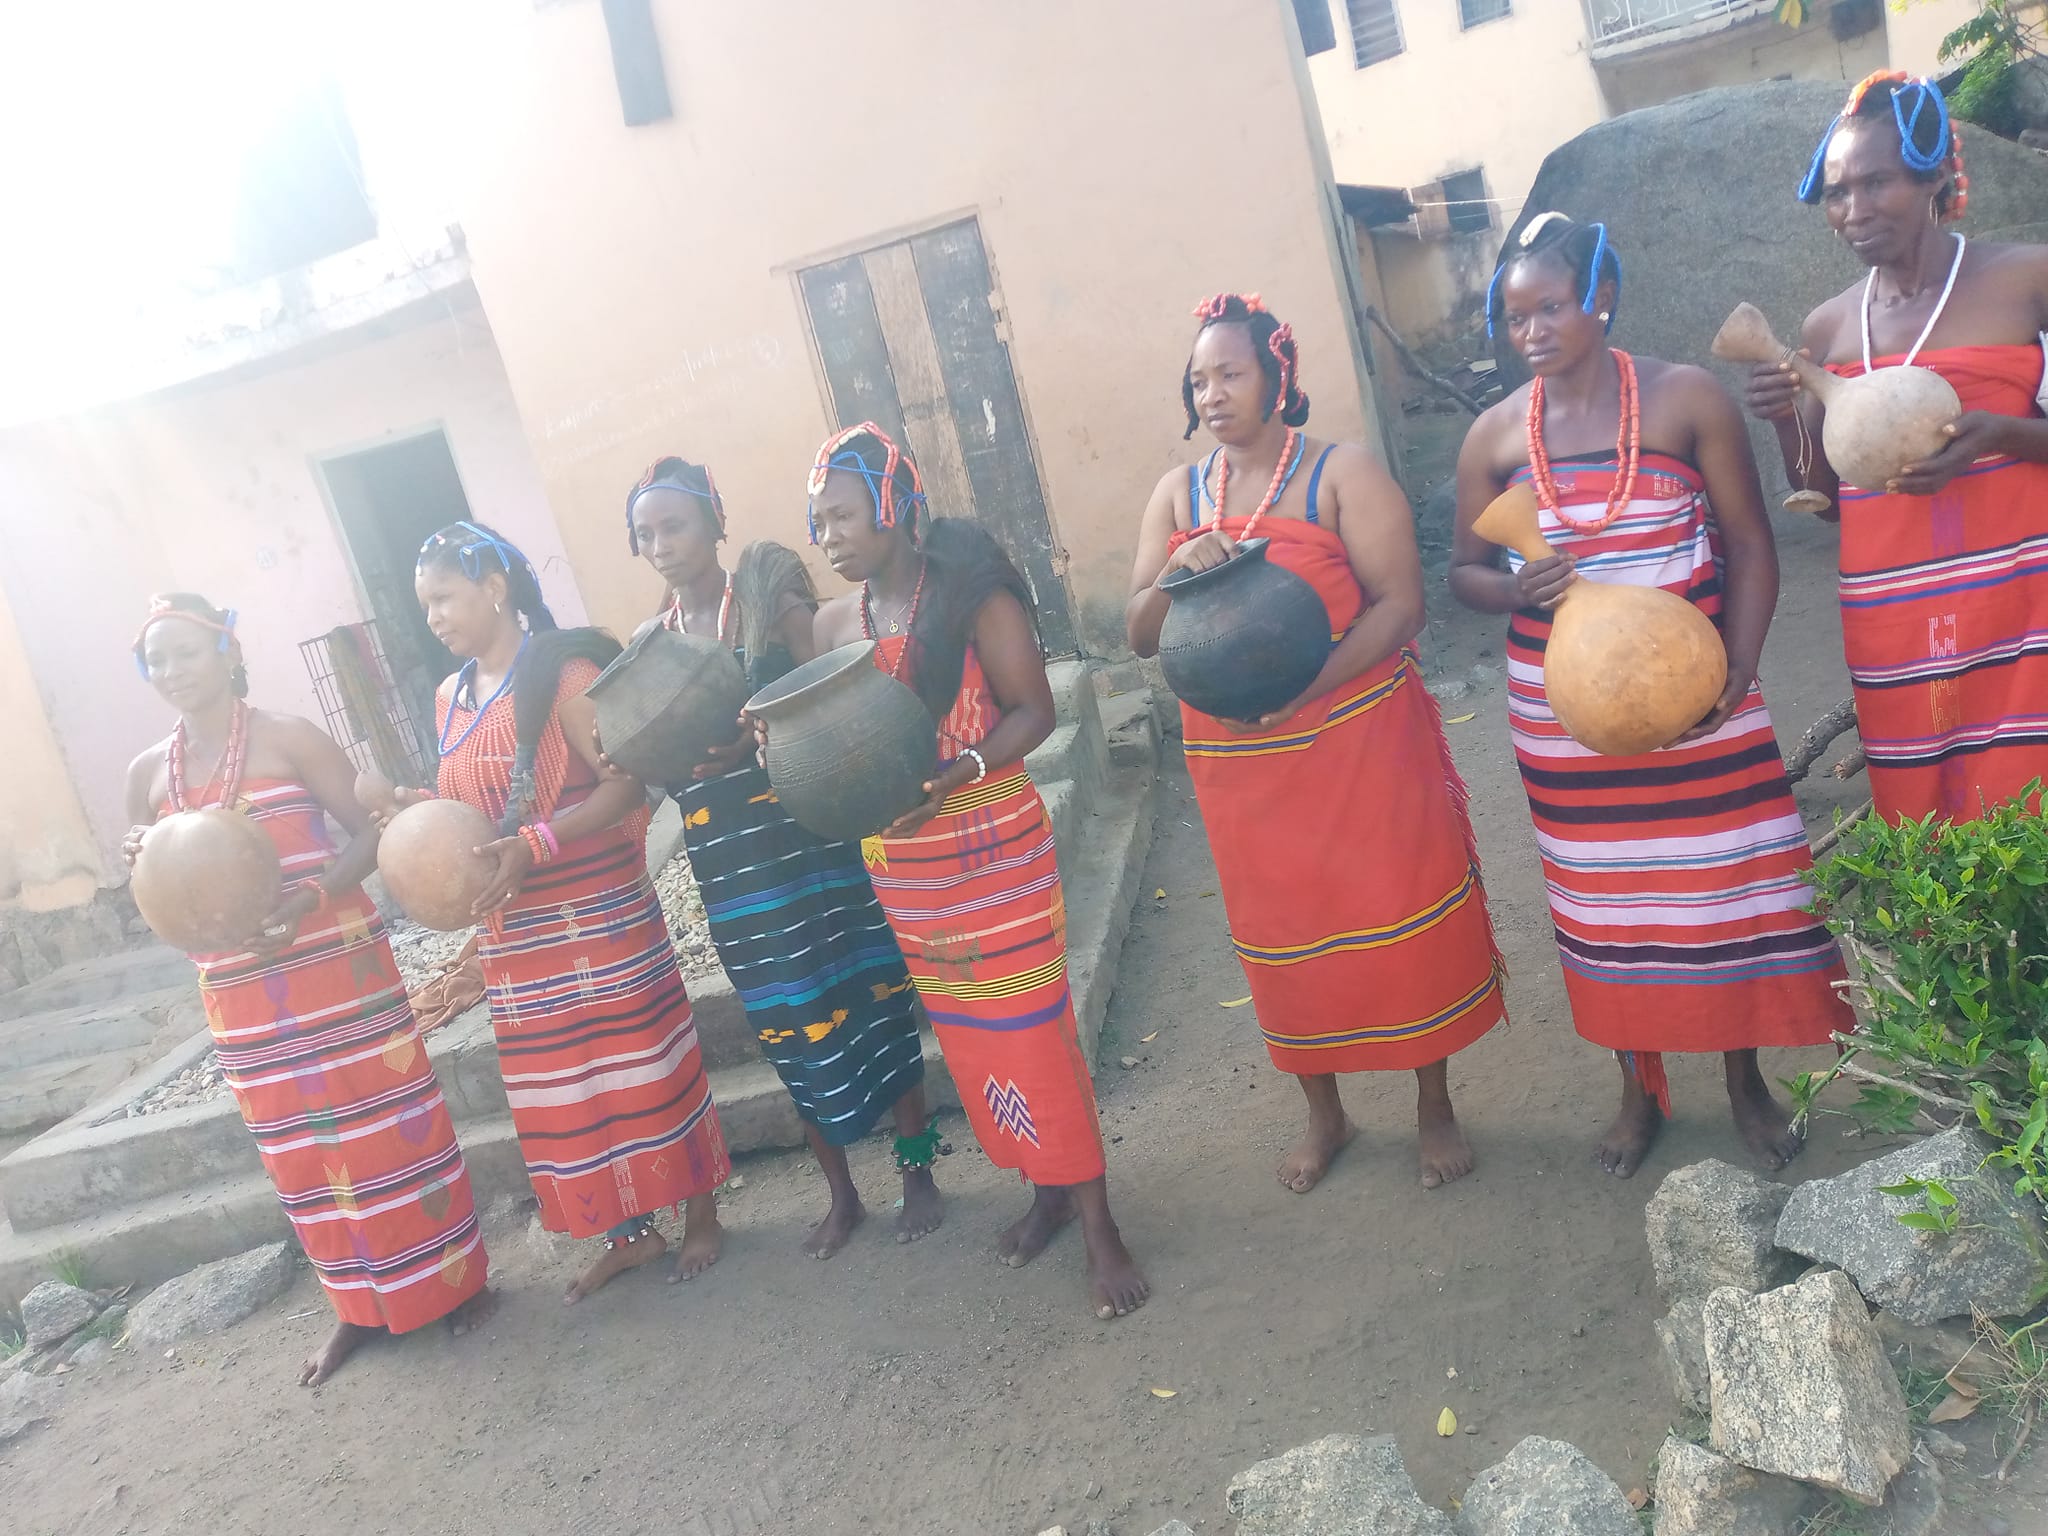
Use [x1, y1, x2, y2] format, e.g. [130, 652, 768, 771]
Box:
[1454, 213, 1851, 1180]
[1130, 292, 1504, 1197]
[780, 422, 1149, 1321]
[1744, 70, 2048, 825]
[612, 453, 941, 1260]
[124, 593, 493, 1385]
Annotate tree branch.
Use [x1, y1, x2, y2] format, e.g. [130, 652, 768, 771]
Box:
[1786, 698, 1858, 783]
[1361, 305, 1483, 417]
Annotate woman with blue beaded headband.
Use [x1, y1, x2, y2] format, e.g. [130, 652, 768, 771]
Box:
[611, 456, 940, 1260]
[1742, 70, 2048, 825]
[390, 519, 731, 1303]
[1453, 213, 1851, 1180]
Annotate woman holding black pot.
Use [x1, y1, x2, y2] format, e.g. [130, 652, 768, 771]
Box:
[1127, 293, 1503, 1196]
[786, 422, 1148, 1321]
[619, 456, 939, 1262]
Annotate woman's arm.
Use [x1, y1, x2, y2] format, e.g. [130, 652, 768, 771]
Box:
[1449, 404, 1576, 615]
[881, 590, 1052, 837]
[552, 689, 648, 842]
[121, 748, 164, 868]
[1682, 370, 1780, 740]
[239, 716, 380, 955]
[1125, 469, 1237, 658]
[1743, 306, 1842, 521]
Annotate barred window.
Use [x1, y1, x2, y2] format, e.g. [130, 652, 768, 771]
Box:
[1346, 0, 1405, 66]
[1459, 0, 1512, 28]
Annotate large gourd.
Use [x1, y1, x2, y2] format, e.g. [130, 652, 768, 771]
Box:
[132, 809, 283, 953]
[376, 798, 498, 931]
[1711, 301, 1961, 492]
[1474, 483, 1727, 756]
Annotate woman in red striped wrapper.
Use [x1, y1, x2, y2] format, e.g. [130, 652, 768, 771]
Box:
[1128, 293, 1505, 1195]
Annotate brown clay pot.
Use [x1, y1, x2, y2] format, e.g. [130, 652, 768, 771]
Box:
[1156, 537, 1331, 721]
[132, 809, 283, 954]
[376, 798, 498, 931]
[1475, 483, 1728, 757]
[744, 640, 938, 843]
[1712, 301, 1962, 492]
[584, 625, 748, 787]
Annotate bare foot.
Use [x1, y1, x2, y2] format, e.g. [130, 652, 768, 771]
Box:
[669, 1199, 723, 1282]
[447, 1288, 496, 1338]
[1728, 1060, 1805, 1170]
[1418, 1098, 1474, 1189]
[997, 1185, 1075, 1268]
[564, 1228, 667, 1304]
[1595, 1089, 1662, 1179]
[1085, 1227, 1150, 1321]
[1277, 1115, 1355, 1193]
[895, 1167, 944, 1244]
[804, 1195, 865, 1259]
[299, 1319, 377, 1386]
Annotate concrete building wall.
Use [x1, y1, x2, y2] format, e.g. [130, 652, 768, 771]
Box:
[400, 0, 1379, 656]
[0, 296, 577, 883]
[1595, 12, 1893, 114]
[0, 582, 99, 911]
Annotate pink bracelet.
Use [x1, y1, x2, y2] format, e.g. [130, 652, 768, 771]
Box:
[517, 824, 557, 866]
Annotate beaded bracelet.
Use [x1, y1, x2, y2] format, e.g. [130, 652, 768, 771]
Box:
[517, 823, 558, 866]
[959, 747, 988, 784]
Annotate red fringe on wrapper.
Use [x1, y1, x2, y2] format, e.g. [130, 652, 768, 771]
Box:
[1416, 653, 1508, 996]
[1626, 1051, 1673, 1117]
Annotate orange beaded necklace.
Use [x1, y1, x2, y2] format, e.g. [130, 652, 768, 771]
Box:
[1527, 348, 1641, 536]
[1203, 427, 1305, 542]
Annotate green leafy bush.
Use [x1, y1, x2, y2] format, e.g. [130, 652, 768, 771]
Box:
[1797, 782, 2048, 1203]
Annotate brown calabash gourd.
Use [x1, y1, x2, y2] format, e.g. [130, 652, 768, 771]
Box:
[376, 798, 498, 932]
[354, 768, 398, 818]
[1474, 483, 1728, 757]
[1711, 302, 1962, 492]
[132, 808, 284, 953]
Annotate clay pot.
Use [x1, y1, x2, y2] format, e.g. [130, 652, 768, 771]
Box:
[1476, 483, 1728, 756]
[132, 809, 283, 954]
[1712, 302, 1962, 492]
[585, 625, 748, 786]
[744, 640, 938, 842]
[1155, 537, 1331, 721]
[376, 798, 498, 931]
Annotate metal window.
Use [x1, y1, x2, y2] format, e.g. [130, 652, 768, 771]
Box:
[1292, 0, 1338, 54]
[1459, 0, 1512, 26]
[1346, 0, 1405, 66]
[1442, 168, 1493, 235]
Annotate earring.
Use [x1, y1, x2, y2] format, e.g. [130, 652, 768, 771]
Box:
[1598, 311, 1611, 323]
[495, 601, 503, 615]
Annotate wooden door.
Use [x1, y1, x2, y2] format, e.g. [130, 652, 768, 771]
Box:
[799, 218, 1075, 656]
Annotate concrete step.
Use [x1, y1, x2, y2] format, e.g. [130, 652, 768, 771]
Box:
[0, 1049, 157, 1140]
[0, 997, 171, 1075]
[1098, 689, 1162, 773]
[0, 946, 191, 1024]
[1044, 657, 1096, 728]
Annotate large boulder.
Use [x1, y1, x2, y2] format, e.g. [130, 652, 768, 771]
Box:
[1655, 1294, 1712, 1416]
[1502, 81, 2048, 494]
[1776, 1127, 2047, 1325]
[1704, 1271, 1909, 1504]
[127, 1242, 296, 1348]
[18, 1281, 97, 1352]
[1652, 1436, 1812, 1536]
[1645, 1160, 1800, 1299]
[1456, 1436, 1638, 1536]
[1225, 1435, 1454, 1536]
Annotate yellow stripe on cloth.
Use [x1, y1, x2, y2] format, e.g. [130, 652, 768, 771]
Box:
[1184, 660, 1411, 760]
[1233, 867, 1480, 967]
[937, 767, 1032, 816]
[909, 953, 1067, 1002]
[1260, 965, 1503, 1051]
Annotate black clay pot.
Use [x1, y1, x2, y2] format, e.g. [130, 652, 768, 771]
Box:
[1156, 537, 1331, 721]
[584, 626, 748, 787]
[743, 640, 939, 843]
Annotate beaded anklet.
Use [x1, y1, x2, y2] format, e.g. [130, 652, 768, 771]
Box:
[602, 1216, 657, 1253]
[894, 1119, 943, 1171]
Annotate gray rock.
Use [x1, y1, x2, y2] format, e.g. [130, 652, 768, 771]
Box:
[1705, 1271, 1909, 1505]
[1776, 1128, 2047, 1325]
[1505, 83, 2048, 498]
[19, 1281, 97, 1351]
[0, 1369, 61, 1445]
[1146, 1526, 1195, 1536]
[69, 1338, 113, 1372]
[126, 1242, 296, 1348]
[1226, 1435, 1453, 1536]
[1880, 1461, 1943, 1536]
[1872, 1312, 1995, 1390]
[1456, 1436, 1637, 1536]
[1652, 1436, 1811, 1536]
[1656, 1294, 1712, 1416]
[1646, 1161, 1799, 1300]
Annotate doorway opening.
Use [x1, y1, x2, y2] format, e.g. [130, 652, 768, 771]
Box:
[316, 430, 473, 780]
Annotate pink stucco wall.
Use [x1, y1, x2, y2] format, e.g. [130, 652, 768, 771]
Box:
[0, 293, 578, 875]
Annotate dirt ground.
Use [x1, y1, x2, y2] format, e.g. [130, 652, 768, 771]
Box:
[5, 514, 2043, 1535]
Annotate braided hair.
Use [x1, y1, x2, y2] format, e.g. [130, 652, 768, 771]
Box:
[1485, 212, 1622, 340]
[416, 521, 616, 832]
[1798, 71, 1968, 221]
[1181, 292, 1311, 441]
[625, 455, 726, 555]
[131, 592, 248, 697]
[814, 425, 1038, 722]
